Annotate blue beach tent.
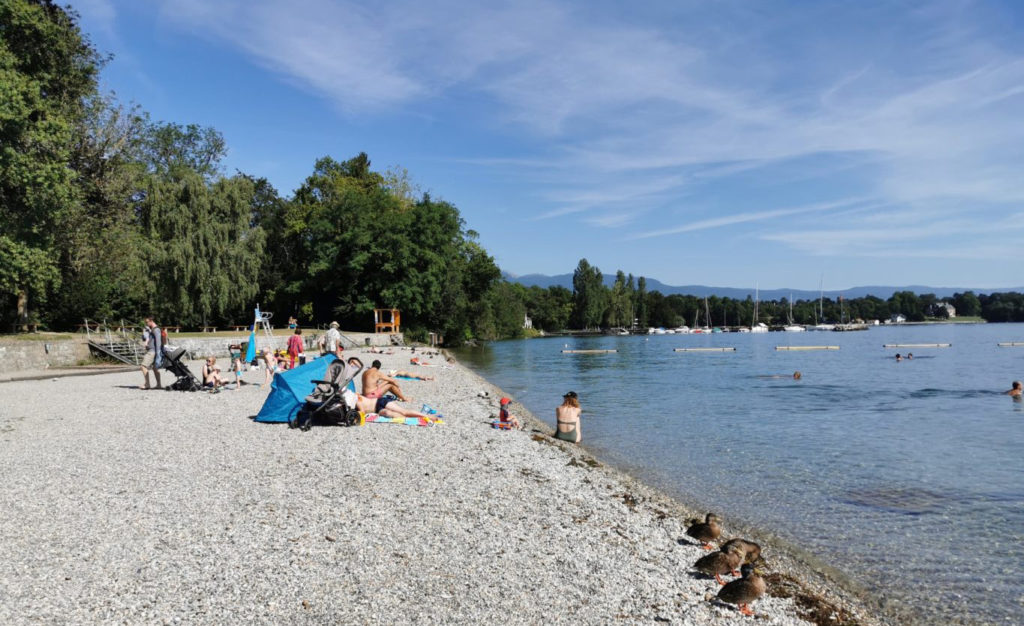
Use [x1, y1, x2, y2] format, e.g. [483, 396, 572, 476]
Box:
[254, 354, 339, 423]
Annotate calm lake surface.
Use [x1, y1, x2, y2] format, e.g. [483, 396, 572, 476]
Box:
[455, 323, 1024, 625]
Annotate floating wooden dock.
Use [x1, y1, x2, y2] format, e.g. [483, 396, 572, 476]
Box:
[674, 347, 737, 352]
[775, 345, 840, 351]
[561, 349, 617, 354]
[882, 343, 951, 348]
[997, 342, 1024, 347]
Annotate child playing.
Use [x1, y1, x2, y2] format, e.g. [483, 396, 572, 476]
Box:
[261, 350, 284, 388]
[497, 397, 522, 430]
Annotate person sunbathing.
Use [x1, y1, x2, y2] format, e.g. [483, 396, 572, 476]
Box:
[343, 389, 430, 419]
[361, 360, 408, 401]
[387, 369, 434, 381]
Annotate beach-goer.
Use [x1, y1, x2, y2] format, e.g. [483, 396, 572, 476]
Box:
[554, 391, 581, 443]
[793, 371, 802, 380]
[387, 369, 434, 381]
[498, 397, 522, 429]
[318, 321, 343, 357]
[895, 353, 902, 362]
[343, 389, 431, 419]
[361, 360, 408, 400]
[139, 317, 162, 389]
[201, 357, 223, 389]
[906, 353, 914, 360]
[261, 350, 284, 388]
[1006, 381, 1022, 397]
[286, 328, 304, 368]
[287, 316, 298, 329]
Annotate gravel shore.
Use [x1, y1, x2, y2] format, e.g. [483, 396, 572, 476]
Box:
[0, 348, 882, 625]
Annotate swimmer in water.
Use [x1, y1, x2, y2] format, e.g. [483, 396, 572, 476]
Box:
[895, 353, 902, 362]
[1006, 381, 1022, 398]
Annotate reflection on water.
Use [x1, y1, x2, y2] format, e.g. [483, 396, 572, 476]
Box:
[455, 324, 1024, 625]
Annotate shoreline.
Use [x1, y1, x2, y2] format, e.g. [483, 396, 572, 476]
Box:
[0, 347, 886, 624]
[457, 355, 889, 626]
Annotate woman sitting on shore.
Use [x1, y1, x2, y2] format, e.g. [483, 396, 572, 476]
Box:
[201, 357, 223, 389]
[554, 391, 581, 443]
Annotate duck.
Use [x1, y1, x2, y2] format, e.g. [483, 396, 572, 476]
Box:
[685, 513, 721, 550]
[693, 545, 744, 585]
[716, 564, 766, 616]
[719, 538, 762, 564]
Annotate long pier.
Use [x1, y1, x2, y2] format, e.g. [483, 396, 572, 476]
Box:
[562, 349, 617, 354]
[775, 346, 840, 351]
[673, 347, 737, 352]
[882, 343, 951, 348]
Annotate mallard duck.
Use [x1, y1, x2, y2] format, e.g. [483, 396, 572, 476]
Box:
[693, 545, 744, 585]
[716, 564, 766, 616]
[719, 538, 762, 564]
[685, 513, 721, 549]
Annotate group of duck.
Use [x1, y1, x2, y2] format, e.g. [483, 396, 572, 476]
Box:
[685, 513, 766, 617]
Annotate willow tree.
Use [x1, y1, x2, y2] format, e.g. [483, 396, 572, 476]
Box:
[0, 0, 101, 328]
[138, 172, 264, 325]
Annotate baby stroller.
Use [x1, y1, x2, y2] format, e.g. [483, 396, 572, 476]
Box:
[291, 356, 364, 430]
[163, 347, 202, 391]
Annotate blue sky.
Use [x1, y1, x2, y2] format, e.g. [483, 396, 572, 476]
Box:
[67, 0, 1024, 290]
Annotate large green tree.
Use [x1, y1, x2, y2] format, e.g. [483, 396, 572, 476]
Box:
[571, 258, 607, 329]
[137, 171, 265, 325]
[0, 0, 101, 327]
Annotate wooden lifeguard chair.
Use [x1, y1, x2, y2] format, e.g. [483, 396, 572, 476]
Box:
[374, 308, 401, 334]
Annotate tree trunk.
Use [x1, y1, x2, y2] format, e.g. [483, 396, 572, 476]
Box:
[16, 290, 29, 332]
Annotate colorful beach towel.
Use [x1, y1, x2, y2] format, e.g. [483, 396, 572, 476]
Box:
[491, 420, 514, 430]
[364, 412, 442, 427]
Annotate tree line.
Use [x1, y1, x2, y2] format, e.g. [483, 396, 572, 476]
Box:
[0, 1, 505, 343]
[500, 260, 1024, 335]
[3, 2, 1022, 344]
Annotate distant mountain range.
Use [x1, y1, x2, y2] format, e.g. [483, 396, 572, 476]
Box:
[503, 272, 1022, 301]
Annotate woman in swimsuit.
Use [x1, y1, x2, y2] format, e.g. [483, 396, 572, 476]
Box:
[554, 391, 581, 443]
[201, 357, 223, 389]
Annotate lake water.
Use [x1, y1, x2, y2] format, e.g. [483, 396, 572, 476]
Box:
[455, 323, 1024, 625]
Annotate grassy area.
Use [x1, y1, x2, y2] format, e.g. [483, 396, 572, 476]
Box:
[921, 316, 986, 323]
[163, 327, 324, 339]
[0, 332, 74, 342]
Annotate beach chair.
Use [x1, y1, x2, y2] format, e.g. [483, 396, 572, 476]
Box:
[291, 357, 364, 430]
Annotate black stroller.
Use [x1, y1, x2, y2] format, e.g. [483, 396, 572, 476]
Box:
[291, 356, 364, 430]
[163, 347, 202, 391]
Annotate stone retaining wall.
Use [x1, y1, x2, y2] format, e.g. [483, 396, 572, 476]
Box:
[0, 338, 90, 374]
[167, 331, 402, 358]
[0, 330, 402, 374]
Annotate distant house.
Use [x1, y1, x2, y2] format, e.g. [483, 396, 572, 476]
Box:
[524, 314, 533, 330]
[938, 302, 956, 318]
[889, 313, 907, 324]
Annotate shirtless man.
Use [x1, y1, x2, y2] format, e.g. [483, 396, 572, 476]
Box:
[1006, 381, 1022, 397]
[361, 360, 408, 401]
[343, 389, 430, 419]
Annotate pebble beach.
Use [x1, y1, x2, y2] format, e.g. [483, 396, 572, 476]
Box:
[0, 348, 882, 625]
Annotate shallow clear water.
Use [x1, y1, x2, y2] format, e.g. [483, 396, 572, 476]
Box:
[455, 324, 1024, 625]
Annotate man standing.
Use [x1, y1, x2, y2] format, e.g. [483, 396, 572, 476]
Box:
[320, 321, 343, 357]
[140, 317, 162, 389]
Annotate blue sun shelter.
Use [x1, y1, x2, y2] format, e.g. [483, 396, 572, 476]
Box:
[254, 354, 339, 423]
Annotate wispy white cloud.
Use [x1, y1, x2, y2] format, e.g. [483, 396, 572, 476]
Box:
[153, 0, 1024, 263]
[629, 198, 872, 240]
